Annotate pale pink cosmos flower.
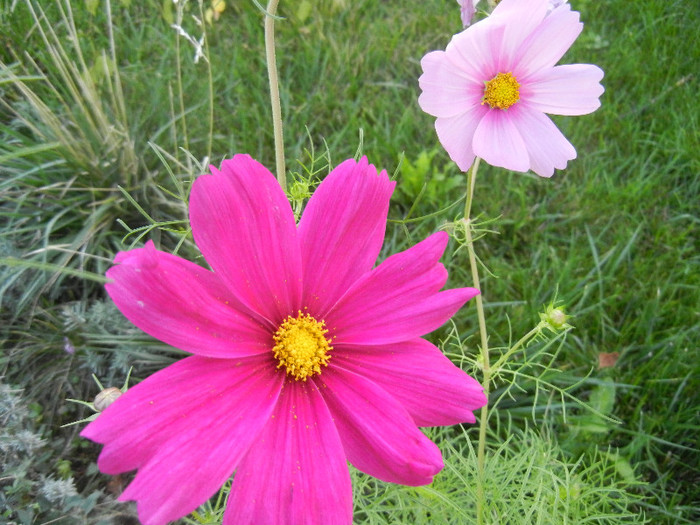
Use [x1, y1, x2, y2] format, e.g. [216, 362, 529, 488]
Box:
[419, 0, 604, 177]
[82, 154, 486, 525]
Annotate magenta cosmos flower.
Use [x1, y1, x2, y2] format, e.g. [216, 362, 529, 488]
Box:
[81, 154, 486, 525]
[419, 0, 604, 177]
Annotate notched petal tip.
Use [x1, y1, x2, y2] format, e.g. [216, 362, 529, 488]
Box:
[218, 153, 255, 172]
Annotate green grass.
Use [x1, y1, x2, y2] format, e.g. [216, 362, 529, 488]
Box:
[1, 0, 698, 523]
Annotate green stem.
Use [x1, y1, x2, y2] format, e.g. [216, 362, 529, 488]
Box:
[264, 0, 286, 190]
[199, 0, 214, 162]
[464, 157, 480, 225]
[491, 324, 542, 372]
[174, 1, 189, 161]
[463, 157, 490, 525]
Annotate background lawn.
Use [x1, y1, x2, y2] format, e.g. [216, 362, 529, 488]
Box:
[1, 0, 697, 523]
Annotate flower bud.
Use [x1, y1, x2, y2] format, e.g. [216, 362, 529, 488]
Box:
[540, 303, 572, 332]
[548, 308, 568, 328]
[93, 387, 122, 412]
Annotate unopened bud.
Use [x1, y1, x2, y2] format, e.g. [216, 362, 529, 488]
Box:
[540, 304, 572, 332]
[93, 387, 122, 412]
[548, 308, 568, 328]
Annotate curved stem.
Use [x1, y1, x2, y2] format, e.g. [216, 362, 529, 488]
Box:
[264, 0, 286, 190]
[491, 325, 542, 371]
[463, 157, 490, 525]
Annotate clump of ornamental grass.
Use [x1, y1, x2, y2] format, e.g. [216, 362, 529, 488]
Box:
[0, 0, 137, 320]
[0, 0, 205, 320]
[0, 1, 137, 183]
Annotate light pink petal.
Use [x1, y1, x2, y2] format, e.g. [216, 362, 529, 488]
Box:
[523, 64, 604, 116]
[190, 154, 302, 324]
[448, 19, 506, 79]
[298, 157, 395, 317]
[81, 355, 283, 525]
[473, 109, 530, 172]
[318, 366, 443, 485]
[512, 105, 577, 177]
[332, 338, 486, 426]
[326, 231, 479, 345]
[225, 380, 352, 525]
[488, 0, 548, 67]
[514, 4, 582, 77]
[434, 105, 489, 171]
[105, 241, 270, 358]
[418, 51, 484, 118]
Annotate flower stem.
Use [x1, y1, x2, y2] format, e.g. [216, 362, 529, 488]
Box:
[198, 0, 214, 162]
[491, 325, 542, 371]
[463, 157, 490, 525]
[264, 0, 286, 191]
[174, 2, 190, 161]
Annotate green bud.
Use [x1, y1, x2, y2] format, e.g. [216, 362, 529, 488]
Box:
[540, 303, 572, 332]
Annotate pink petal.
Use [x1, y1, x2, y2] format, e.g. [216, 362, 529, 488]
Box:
[332, 338, 486, 426]
[298, 157, 395, 317]
[473, 109, 530, 172]
[189, 154, 302, 324]
[105, 241, 270, 358]
[523, 64, 604, 116]
[82, 355, 283, 525]
[418, 51, 484, 118]
[448, 18, 506, 79]
[225, 380, 352, 525]
[512, 105, 576, 177]
[326, 231, 479, 345]
[434, 105, 489, 171]
[318, 366, 443, 486]
[514, 5, 582, 77]
[488, 0, 548, 67]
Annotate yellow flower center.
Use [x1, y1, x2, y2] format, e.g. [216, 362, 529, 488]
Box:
[482, 72, 520, 110]
[272, 311, 332, 381]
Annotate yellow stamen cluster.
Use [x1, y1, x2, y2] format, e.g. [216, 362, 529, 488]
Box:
[272, 311, 332, 381]
[482, 72, 521, 110]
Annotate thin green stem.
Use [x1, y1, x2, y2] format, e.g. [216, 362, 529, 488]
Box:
[264, 0, 286, 190]
[464, 156, 480, 222]
[463, 157, 490, 525]
[198, 0, 214, 162]
[174, 2, 189, 164]
[491, 324, 542, 372]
